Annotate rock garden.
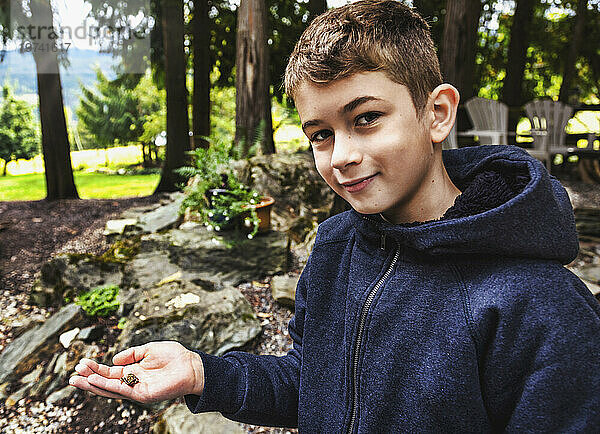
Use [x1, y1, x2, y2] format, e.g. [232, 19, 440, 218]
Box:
[0, 151, 598, 433]
[0, 151, 334, 433]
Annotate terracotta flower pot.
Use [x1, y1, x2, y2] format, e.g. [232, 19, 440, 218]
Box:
[253, 196, 275, 232]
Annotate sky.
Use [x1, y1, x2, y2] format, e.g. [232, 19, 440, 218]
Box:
[52, 0, 352, 36]
[43, 0, 351, 50]
[7, 0, 149, 50]
[16, 0, 528, 51]
[52, 0, 94, 49]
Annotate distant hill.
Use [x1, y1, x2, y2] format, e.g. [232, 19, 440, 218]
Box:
[0, 48, 120, 119]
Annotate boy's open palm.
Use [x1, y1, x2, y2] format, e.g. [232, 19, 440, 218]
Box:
[69, 341, 204, 404]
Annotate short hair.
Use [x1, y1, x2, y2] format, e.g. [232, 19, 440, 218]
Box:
[284, 0, 442, 117]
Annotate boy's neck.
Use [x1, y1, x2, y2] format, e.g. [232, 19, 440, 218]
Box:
[381, 152, 461, 225]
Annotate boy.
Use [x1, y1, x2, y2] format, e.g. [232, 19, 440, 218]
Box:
[70, 1, 600, 431]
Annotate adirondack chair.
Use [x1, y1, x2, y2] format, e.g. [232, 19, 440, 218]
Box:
[459, 97, 509, 146]
[523, 100, 574, 172]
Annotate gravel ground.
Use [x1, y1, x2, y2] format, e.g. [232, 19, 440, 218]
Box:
[0, 278, 298, 433]
[0, 195, 299, 432]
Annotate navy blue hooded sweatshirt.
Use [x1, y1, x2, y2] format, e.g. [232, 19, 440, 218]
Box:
[185, 145, 600, 432]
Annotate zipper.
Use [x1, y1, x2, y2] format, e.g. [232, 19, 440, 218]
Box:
[347, 244, 400, 434]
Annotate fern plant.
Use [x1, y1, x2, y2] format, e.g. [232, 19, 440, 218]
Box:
[75, 285, 120, 317]
[177, 140, 262, 239]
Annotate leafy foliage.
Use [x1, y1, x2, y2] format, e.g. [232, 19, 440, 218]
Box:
[77, 70, 165, 150]
[209, 85, 236, 146]
[200, 0, 310, 100]
[75, 285, 120, 317]
[178, 142, 261, 238]
[81, 0, 154, 74]
[0, 85, 39, 175]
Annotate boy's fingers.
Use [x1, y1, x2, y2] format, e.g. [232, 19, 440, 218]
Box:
[113, 344, 148, 366]
[74, 363, 94, 377]
[79, 358, 124, 379]
[69, 375, 126, 400]
[87, 373, 137, 396]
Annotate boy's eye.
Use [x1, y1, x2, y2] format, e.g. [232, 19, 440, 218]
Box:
[355, 112, 381, 126]
[310, 130, 333, 143]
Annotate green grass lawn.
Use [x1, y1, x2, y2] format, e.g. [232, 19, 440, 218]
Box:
[0, 172, 160, 201]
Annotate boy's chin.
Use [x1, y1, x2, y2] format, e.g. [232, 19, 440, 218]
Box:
[349, 203, 386, 216]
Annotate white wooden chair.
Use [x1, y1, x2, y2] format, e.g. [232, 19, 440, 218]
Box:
[523, 100, 574, 172]
[459, 97, 509, 146]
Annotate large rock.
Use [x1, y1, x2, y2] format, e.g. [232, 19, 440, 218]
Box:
[38, 342, 100, 399]
[153, 404, 244, 434]
[233, 152, 333, 213]
[271, 274, 299, 308]
[136, 194, 184, 234]
[46, 385, 77, 406]
[116, 279, 261, 356]
[138, 226, 289, 286]
[112, 193, 185, 237]
[30, 254, 123, 307]
[231, 153, 334, 236]
[0, 304, 86, 384]
[104, 218, 138, 236]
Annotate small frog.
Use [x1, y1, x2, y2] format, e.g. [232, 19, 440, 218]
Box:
[120, 373, 140, 387]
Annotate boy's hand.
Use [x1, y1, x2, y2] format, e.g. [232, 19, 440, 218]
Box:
[69, 341, 205, 404]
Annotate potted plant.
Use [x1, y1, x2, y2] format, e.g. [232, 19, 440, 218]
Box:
[178, 147, 274, 238]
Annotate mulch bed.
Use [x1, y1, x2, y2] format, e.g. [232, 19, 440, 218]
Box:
[0, 196, 159, 294]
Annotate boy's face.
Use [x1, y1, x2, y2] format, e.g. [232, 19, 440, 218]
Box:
[295, 71, 442, 223]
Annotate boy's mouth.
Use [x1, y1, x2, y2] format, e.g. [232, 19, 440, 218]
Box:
[340, 174, 378, 193]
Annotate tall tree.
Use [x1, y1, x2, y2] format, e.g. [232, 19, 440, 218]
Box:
[28, 0, 78, 199]
[559, 0, 589, 103]
[502, 0, 538, 131]
[235, 0, 274, 157]
[154, 0, 191, 193]
[412, 0, 446, 50]
[77, 70, 142, 148]
[440, 0, 482, 100]
[192, 0, 210, 149]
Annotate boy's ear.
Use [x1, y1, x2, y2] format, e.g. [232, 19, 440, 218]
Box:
[427, 84, 460, 144]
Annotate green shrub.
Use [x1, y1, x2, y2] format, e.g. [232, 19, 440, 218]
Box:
[75, 285, 120, 317]
[177, 142, 262, 239]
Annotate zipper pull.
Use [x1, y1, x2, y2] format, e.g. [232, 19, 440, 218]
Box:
[380, 233, 386, 250]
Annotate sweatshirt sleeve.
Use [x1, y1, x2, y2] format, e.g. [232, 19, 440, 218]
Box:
[476, 270, 600, 432]
[183, 258, 311, 428]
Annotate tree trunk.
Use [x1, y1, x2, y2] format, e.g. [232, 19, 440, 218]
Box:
[154, 0, 191, 193]
[141, 142, 149, 167]
[192, 0, 210, 149]
[308, 0, 327, 21]
[30, 0, 78, 200]
[502, 0, 538, 134]
[440, 0, 482, 100]
[235, 0, 275, 157]
[559, 0, 588, 103]
[502, 0, 537, 106]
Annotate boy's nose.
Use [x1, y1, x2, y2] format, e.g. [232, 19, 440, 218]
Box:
[330, 135, 363, 170]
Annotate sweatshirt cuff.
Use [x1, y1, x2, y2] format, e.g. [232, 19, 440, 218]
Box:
[184, 350, 245, 414]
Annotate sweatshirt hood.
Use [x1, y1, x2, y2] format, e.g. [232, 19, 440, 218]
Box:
[351, 145, 579, 264]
